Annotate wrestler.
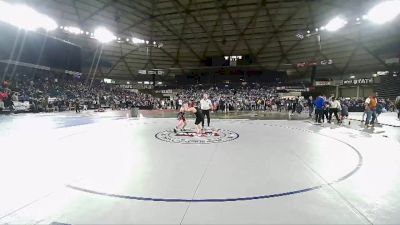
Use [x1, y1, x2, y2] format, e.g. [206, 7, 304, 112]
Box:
[184, 102, 204, 134]
[174, 106, 187, 133]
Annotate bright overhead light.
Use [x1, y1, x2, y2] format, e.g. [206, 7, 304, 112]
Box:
[315, 28, 319, 32]
[132, 37, 145, 44]
[350, 75, 355, 79]
[377, 71, 389, 75]
[0, 3, 57, 31]
[367, 0, 400, 24]
[93, 27, 116, 43]
[64, 26, 82, 35]
[307, 30, 311, 34]
[325, 17, 347, 32]
[86, 31, 89, 35]
[356, 17, 361, 21]
[320, 26, 326, 31]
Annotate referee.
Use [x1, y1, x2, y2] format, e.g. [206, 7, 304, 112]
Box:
[200, 94, 212, 127]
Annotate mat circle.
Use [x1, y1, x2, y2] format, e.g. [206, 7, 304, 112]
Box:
[68, 124, 362, 202]
[155, 129, 239, 144]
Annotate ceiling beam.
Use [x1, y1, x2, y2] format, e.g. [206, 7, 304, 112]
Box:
[80, 0, 117, 24]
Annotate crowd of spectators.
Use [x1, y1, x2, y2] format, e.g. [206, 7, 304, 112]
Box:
[0, 72, 159, 112]
[173, 86, 397, 114]
[174, 85, 304, 113]
[337, 97, 397, 112]
[1, 71, 398, 117]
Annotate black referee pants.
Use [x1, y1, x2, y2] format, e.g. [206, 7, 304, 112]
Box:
[202, 109, 210, 127]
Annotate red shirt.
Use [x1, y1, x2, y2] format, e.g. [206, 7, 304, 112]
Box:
[0, 92, 8, 101]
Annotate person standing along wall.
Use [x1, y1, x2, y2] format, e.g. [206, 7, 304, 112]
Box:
[395, 96, 400, 120]
[328, 97, 341, 124]
[307, 96, 314, 118]
[314, 94, 325, 123]
[365, 94, 377, 127]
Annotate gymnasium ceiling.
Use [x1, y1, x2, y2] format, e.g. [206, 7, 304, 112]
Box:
[10, 0, 400, 80]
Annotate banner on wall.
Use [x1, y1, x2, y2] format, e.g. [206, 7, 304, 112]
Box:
[343, 78, 373, 85]
[13, 101, 30, 111]
[276, 86, 309, 92]
[119, 84, 135, 89]
[314, 81, 332, 86]
[155, 89, 173, 94]
[315, 78, 374, 86]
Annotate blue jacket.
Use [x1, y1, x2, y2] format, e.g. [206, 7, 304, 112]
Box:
[314, 97, 325, 110]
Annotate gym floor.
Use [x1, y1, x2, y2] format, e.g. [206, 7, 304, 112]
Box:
[0, 110, 399, 224]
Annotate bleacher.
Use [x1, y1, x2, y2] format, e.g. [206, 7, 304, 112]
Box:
[376, 75, 400, 100]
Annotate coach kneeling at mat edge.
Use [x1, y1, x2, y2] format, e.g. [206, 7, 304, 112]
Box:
[200, 94, 212, 127]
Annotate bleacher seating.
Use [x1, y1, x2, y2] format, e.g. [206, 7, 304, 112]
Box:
[376, 75, 400, 100]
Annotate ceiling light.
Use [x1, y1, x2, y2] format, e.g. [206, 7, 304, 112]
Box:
[86, 31, 89, 35]
[307, 30, 311, 34]
[320, 26, 325, 31]
[65, 26, 82, 35]
[350, 75, 355, 79]
[377, 71, 389, 75]
[315, 28, 319, 32]
[367, 0, 400, 24]
[325, 17, 347, 32]
[356, 17, 361, 21]
[132, 37, 145, 44]
[0, 3, 57, 31]
[93, 27, 116, 43]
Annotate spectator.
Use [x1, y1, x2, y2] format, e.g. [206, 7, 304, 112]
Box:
[364, 95, 378, 127]
[328, 97, 341, 124]
[314, 94, 325, 123]
[395, 96, 400, 120]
